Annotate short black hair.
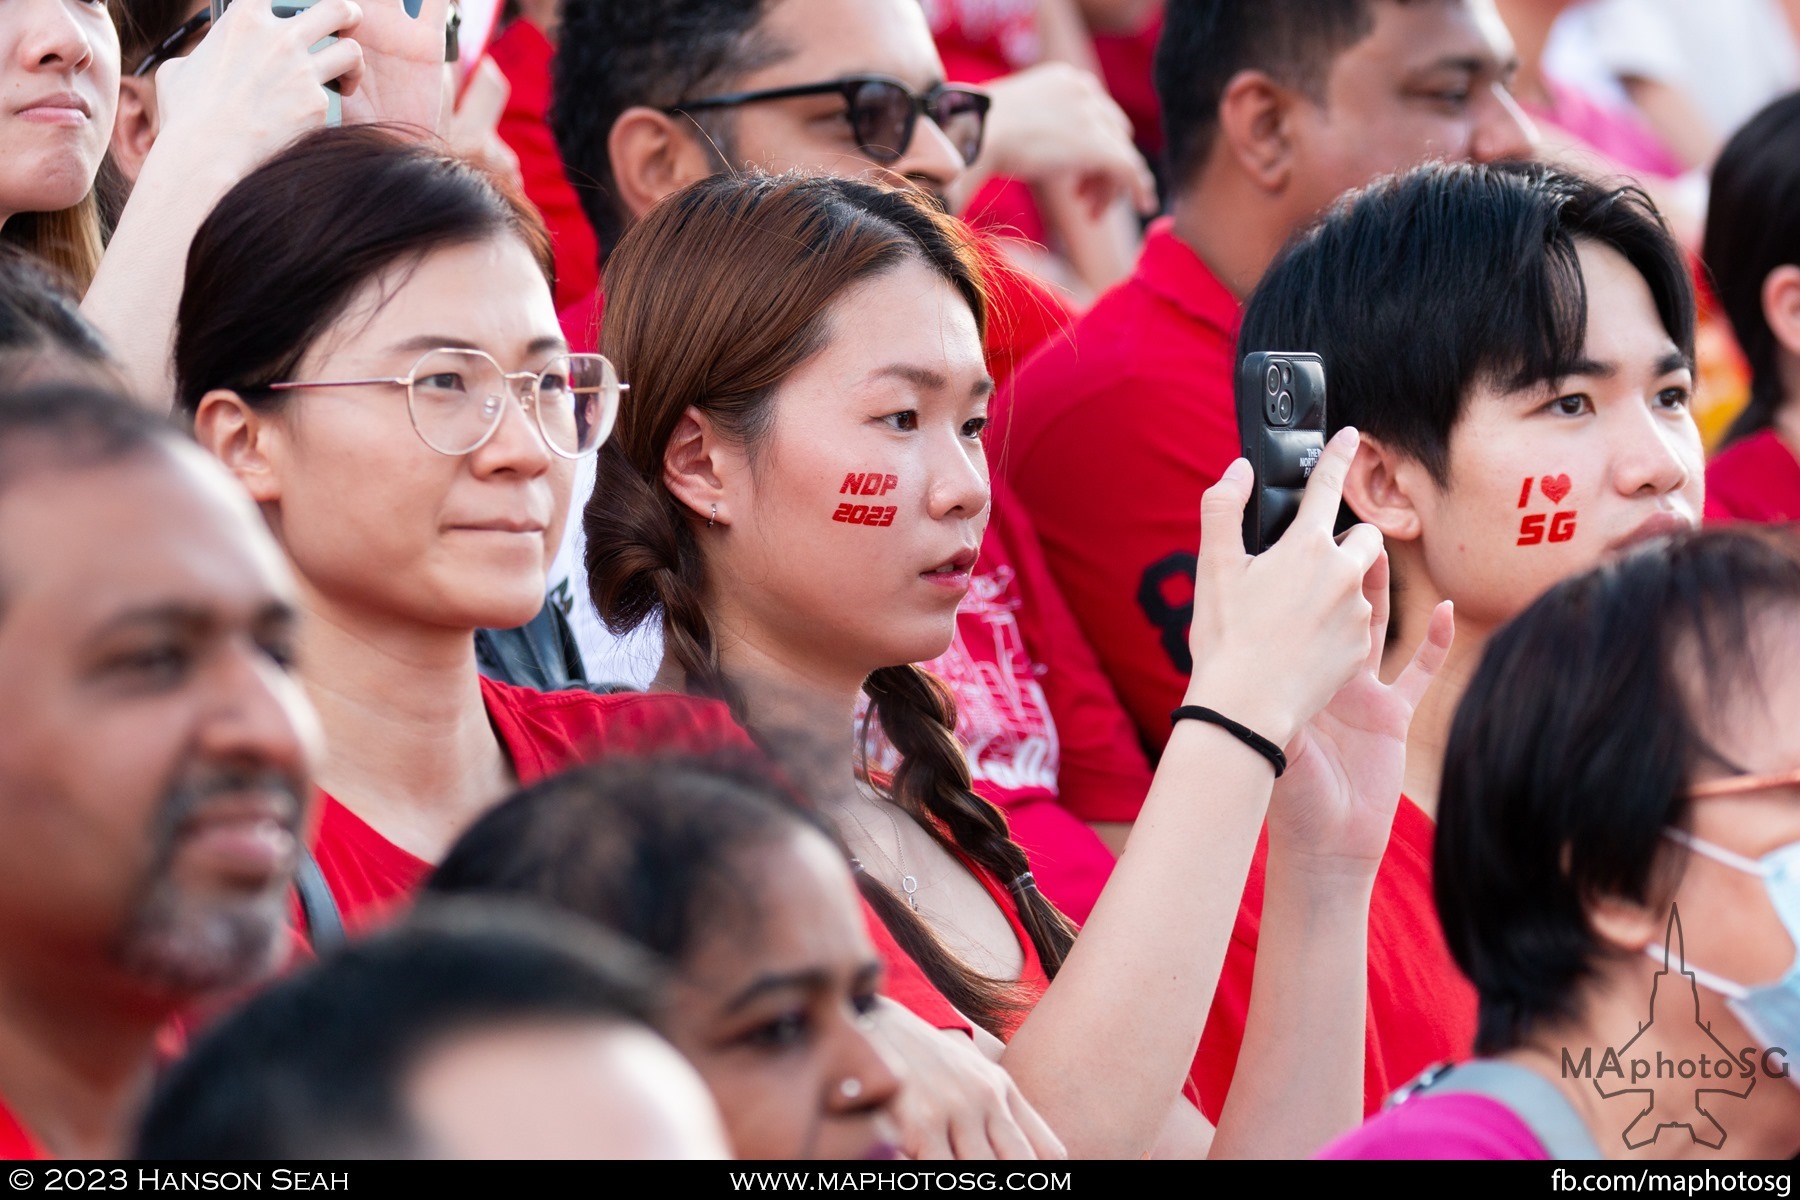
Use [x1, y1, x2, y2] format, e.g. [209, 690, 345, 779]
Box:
[1155, 0, 1388, 190]
[1436, 526, 1800, 1054]
[1239, 160, 1695, 485]
[0, 252, 111, 370]
[135, 903, 663, 1159]
[552, 0, 781, 261]
[428, 754, 829, 964]
[1704, 91, 1800, 446]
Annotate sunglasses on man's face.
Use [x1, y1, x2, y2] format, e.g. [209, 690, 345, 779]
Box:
[665, 75, 991, 167]
[131, 9, 212, 78]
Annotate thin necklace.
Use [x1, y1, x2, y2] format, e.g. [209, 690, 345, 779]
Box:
[839, 794, 921, 912]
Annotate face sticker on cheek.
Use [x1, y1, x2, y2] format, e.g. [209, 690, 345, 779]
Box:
[1515, 473, 1578, 546]
[831, 469, 900, 528]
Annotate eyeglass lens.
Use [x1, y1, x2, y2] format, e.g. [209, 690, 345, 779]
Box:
[848, 81, 984, 167]
[406, 349, 616, 458]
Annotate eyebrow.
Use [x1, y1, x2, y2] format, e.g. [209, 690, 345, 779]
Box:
[1553, 350, 1693, 384]
[723, 969, 834, 1015]
[872, 363, 996, 400]
[386, 334, 569, 359]
[87, 599, 298, 642]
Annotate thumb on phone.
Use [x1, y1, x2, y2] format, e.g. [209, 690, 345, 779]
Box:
[1198, 457, 1254, 571]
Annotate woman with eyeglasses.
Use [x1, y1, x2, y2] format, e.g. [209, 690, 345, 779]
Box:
[172, 126, 745, 934]
[1326, 527, 1800, 1160]
[592, 170, 1457, 1158]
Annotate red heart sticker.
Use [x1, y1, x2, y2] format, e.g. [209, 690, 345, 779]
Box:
[1540, 474, 1572, 505]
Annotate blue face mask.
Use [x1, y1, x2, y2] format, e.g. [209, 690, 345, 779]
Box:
[1649, 829, 1800, 1073]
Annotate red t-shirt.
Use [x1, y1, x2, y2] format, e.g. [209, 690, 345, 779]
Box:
[1193, 797, 1478, 1121]
[0, 1095, 46, 1160]
[487, 18, 601, 313]
[310, 677, 749, 931]
[997, 220, 1241, 757]
[1705, 428, 1800, 524]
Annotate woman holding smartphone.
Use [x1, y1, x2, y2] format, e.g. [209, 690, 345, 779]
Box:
[590, 170, 1458, 1158]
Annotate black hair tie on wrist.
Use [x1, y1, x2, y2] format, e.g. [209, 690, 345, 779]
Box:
[1170, 706, 1287, 778]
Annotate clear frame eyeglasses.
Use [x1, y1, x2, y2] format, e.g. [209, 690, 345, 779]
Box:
[268, 348, 625, 459]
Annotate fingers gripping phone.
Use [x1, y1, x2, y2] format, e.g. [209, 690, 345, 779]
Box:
[1236, 351, 1327, 554]
[211, 0, 342, 126]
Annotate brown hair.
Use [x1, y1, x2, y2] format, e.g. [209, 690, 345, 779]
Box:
[1, 195, 105, 294]
[588, 172, 1075, 1035]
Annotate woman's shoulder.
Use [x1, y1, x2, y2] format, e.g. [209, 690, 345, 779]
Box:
[479, 678, 754, 775]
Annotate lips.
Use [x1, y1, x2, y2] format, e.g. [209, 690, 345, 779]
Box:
[173, 792, 301, 884]
[1609, 509, 1696, 552]
[922, 548, 978, 577]
[14, 91, 92, 120]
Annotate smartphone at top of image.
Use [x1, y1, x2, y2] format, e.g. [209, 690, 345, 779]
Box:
[1235, 350, 1327, 555]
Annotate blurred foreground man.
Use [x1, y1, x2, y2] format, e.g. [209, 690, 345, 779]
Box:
[0, 385, 319, 1158]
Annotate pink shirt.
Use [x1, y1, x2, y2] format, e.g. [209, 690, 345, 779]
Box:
[1321, 1092, 1551, 1160]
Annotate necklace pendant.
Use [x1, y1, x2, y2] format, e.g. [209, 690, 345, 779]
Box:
[902, 874, 919, 912]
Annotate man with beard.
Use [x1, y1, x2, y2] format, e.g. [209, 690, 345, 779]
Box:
[0, 384, 319, 1158]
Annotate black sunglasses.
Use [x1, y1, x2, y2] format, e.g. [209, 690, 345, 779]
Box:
[131, 9, 212, 78]
[666, 75, 991, 167]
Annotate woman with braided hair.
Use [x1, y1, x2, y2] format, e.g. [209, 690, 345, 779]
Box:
[588, 170, 1458, 1158]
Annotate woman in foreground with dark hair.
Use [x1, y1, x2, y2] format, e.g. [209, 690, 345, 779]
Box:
[174, 126, 743, 932]
[429, 755, 907, 1160]
[591, 170, 1456, 1158]
[1328, 527, 1800, 1159]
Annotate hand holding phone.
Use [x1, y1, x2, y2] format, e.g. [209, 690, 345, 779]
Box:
[1235, 351, 1327, 554]
[211, 0, 342, 125]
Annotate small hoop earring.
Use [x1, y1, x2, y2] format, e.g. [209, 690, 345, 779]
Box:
[838, 1077, 863, 1101]
[708, 503, 716, 529]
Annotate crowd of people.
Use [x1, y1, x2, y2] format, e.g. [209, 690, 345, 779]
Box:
[0, 0, 1797, 1163]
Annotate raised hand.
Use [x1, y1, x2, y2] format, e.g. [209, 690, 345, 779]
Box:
[868, 1000, 1066, 1161]
[1182, 427, 1386, 751]
[153, 0, 366, 177]
[337, 0, 450, 133]
[1269, 554, 1455, 876]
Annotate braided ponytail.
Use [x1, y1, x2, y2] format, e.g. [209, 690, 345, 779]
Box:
[862, 666, 1076, 979]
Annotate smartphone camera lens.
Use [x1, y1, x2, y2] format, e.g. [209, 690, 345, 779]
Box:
[1265, 363, 1281, 394]
[1275, 390, 1293, 423]
[1279, 362, 1293, 387]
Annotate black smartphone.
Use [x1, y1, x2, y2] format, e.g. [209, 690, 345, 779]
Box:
[1236, 350, 1327, 554]
[211, 0, 342, 126]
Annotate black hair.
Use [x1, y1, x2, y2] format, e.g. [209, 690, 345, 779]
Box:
[0, 252, 113, 382]
[427, 754, 835, 965]
[1435, 526, 1800, 1054]
[551, 0, 779, 262]
[1155, 0, 1395, 190]
[1705, 91, 1800, 446]
[1240, 160, 1695, 485]
[173, 125, 554, 416]
[135, 902, 662, 1159]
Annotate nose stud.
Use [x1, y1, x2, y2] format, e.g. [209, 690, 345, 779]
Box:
[839, 1077, 863, 1101]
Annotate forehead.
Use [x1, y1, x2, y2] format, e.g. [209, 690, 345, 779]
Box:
[1335, 0, 1513, 82]
[683, 828, 872, 993]
[745, 0, 945, 90]
[304, 237, 561, 366]
[788, 261, 986, 398]
[0, 447, 292, 637]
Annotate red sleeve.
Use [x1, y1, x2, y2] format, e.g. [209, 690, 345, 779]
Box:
[487, 20, 601, 313]
[975, 236, 1074, 387]
[863, 897, 973, 1035]
[991, 477, 1153, 824]
[0, 1097, 48, 1160]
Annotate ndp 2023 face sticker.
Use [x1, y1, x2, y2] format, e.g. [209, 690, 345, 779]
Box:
[832, 469, 899, 528]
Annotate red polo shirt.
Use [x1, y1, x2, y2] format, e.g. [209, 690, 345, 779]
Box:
[1705, 428, 1800, 524]
[1193, 797, 1478, 1120]
[997, 220, 1242, 757]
